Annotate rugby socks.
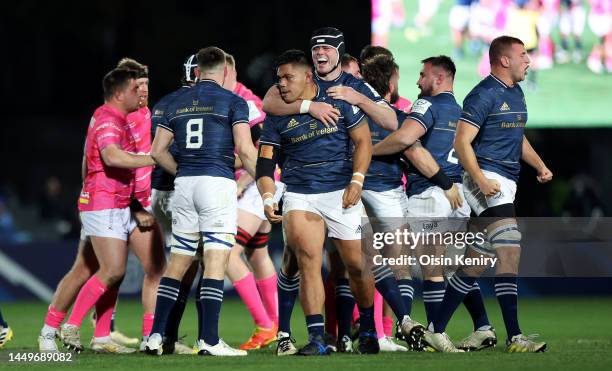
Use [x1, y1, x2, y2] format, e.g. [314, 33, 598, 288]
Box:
[43, 305, 66, 333]
[256, 273, 279, 326]
[277, 271, 299, 334]
[383, 315, 394, 337]
[423, 280, 446, 324]
[142, 313, 154, 337]
[373, 265, 406, 319]
[374, 291, 384, 339]
[165, 282, 191, 341]
[305, 314, 325, 340]
[66, 275, 108, 327]
[335, 278, 355, 339]
[495, 275, 521, 340]
[397, 278, 414, 316]
[0, 308, 7, 327]
[432, 273, 476, 333]
[234, 273, 274, 329]
[358, 305, 376, 335]
[150, 277, 181, 336]
[199, 278, 224, 346]
[463, 282, 492, 331]
[196, 277, 204, 339]
[94, 286, 119, 339]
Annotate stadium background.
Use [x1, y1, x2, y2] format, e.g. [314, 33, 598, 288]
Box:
[1, 0, 611, 369]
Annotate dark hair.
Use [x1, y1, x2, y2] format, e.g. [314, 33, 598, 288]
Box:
[225, 53, 235, 67]
[360, 45, 393, 63]
[274, 49, 311, 70]
[421, 55, 456, 78]
[196, 46, 226, 72]
[116, 57, 148, 78]
[489, 36, 524, 65]
[341, 53, 359, 68]
[102, 68, 137, 101]
[361, 54, 398, 97]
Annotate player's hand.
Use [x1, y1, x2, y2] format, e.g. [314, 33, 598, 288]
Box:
[342, 183, 362, 209]
[264, 200, 283, 224]
[443, 183, 463, 210]
[134, 210, 155, 228]
[536, 166, 553, 183]
[478, 178, 501, 197]
[309, 101, 339, 127]
[326, 86, 362, 106]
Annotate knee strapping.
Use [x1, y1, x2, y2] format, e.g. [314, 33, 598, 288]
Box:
[171, 231, 200, 256]
[201, 232, 235, 251]
[487, 223, 521, 249]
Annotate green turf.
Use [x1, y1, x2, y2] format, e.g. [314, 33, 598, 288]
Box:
[1, 297, 611, 370]
[388, 0, 612, 128]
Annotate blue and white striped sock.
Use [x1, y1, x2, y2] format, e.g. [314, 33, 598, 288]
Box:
[423, 280, 446, 324]
[199, 278, 224, 346]
[495, 275, 520, 339]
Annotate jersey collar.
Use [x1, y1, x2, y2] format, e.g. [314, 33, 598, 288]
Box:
[489, 74, 510, 89]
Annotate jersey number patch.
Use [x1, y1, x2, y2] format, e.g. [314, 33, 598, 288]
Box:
[186, 118, 203, 149]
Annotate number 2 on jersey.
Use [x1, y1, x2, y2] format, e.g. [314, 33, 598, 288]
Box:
[186, 118, 203, 149]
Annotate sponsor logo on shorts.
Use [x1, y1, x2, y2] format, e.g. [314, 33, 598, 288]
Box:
[355, 225, 363, 234]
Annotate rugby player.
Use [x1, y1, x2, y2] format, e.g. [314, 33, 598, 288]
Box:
[145, 46, 257, 356]
[423, 36, 552, 353]
[371, 55, 496, 352]
[257, 49, 378, 355]
[147, 54, 201, 355]
[59, 68, 156, 353]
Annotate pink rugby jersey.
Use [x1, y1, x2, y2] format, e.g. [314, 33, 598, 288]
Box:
[79, 104, 135, 211]
[126, 106, 153, 208]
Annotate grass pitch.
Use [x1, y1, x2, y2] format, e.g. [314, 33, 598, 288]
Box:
[1, 297, 611, 370]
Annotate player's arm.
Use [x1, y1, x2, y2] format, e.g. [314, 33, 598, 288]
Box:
[237, 171, 254, 198]
[101, 144, 155, 169]
[344, 118, 372, 209]
[151, 126, 178, 175]
[233, 123, 258, 178]
[327, 86, 398, 130]
[262, 85, 340, 126]
[372, 118, 425, 156]
[454, 121, 500, 196]
[404, 142, 462, 209]
[256, 144, 282, 223]
[521, 135, 552, 183]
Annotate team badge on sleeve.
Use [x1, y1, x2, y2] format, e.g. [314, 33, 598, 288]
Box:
[410, 99, 432, 115]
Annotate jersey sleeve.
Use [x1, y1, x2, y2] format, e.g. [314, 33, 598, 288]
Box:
[340, 101, 366, 130]
[246, 99, 266, 126]
[259, 116, 281, 147]
[230, 96, 250, 126]
[460, 89, 494, 128]
[93, 117, 123, 151]
[407, 98, 435, 131]
[353, 79, 384, 103]
[150, 103, 165, 135]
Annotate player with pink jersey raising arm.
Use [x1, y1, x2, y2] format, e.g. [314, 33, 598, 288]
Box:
[223, 53, 282, 350]
[59, 68, 155, 353]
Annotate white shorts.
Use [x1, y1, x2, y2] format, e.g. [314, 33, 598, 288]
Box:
[80, 207, 135, 241]
[463, 170, 516, 216]
[362, 186, 408, 232]
[172, 176, 237, 234]
[406, 184, 471, 233]
[283, 190, 364, 240]
[237, 181, 285, 221]
[588, 12, 611, 37]
[449, 5, 471, 31]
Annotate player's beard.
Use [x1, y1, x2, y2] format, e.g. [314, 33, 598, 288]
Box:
[418, 83, 433, 98]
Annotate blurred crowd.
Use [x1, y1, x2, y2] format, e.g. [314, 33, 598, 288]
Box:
[372, 0, 612, 77]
